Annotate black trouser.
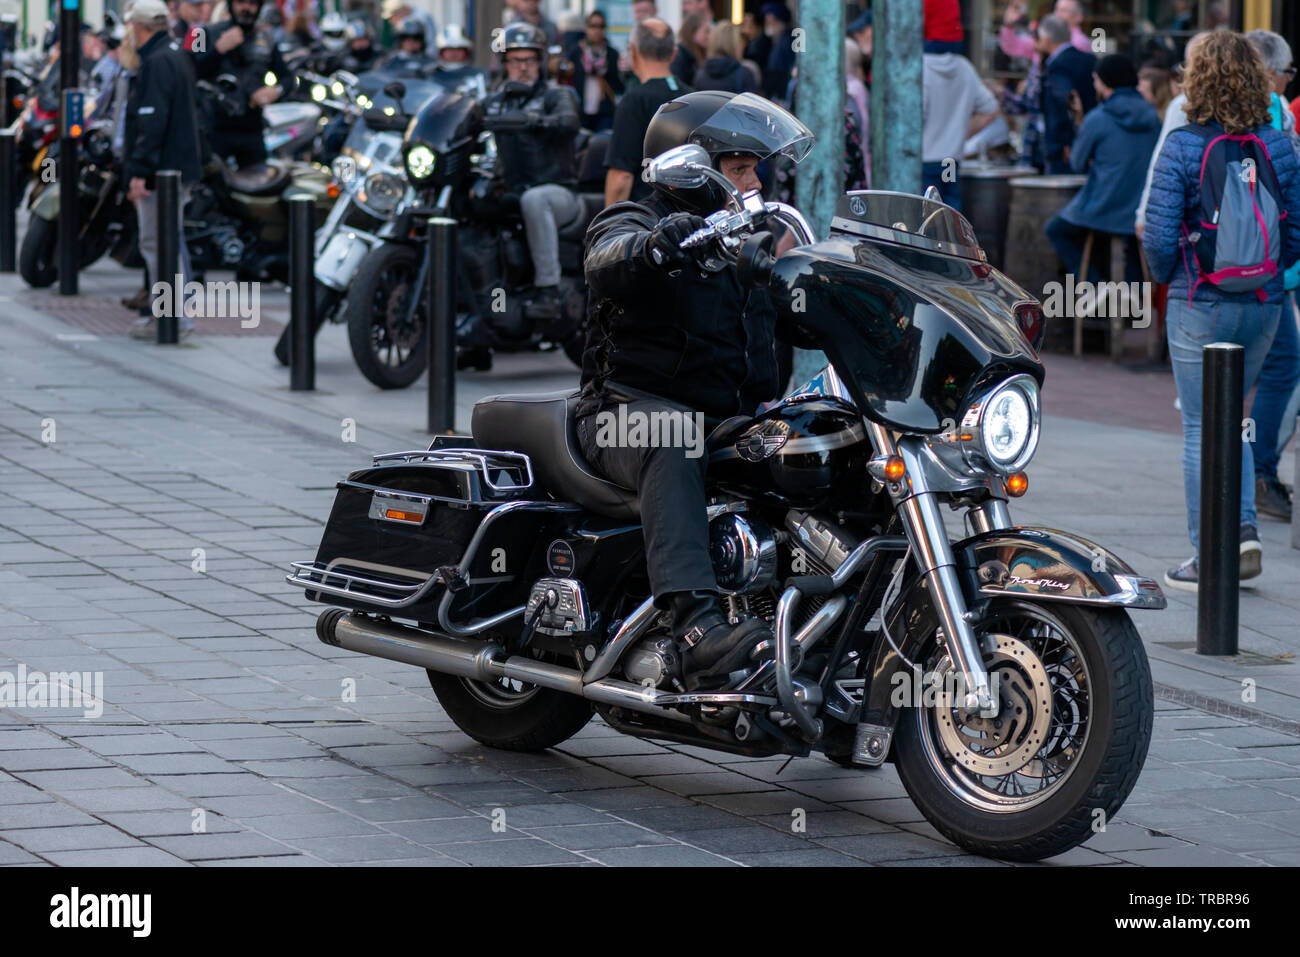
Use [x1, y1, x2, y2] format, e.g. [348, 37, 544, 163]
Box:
[575, 397, 716, 602]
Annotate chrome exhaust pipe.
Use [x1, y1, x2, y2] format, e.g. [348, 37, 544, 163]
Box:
[318, 609, 690, 723]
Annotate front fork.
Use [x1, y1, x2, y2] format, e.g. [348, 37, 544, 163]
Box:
[866, 421, 1007, 714]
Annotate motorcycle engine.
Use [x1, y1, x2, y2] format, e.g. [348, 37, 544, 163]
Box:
[217, 229, 246, 267]
[709, 513, 777, 595]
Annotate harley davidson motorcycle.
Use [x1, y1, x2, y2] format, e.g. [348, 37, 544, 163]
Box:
[340, 90, 605, 388]
[289, 117, 1162, 861]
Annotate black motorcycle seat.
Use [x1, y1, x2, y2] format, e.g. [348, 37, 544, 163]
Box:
[223, 162, 291, 197]
[471, 389, 640, 521]
[559, 193, 605, 243]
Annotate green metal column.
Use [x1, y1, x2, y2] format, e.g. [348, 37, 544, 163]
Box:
[870, 0, 923, 194]
[788, 0, 844, 385]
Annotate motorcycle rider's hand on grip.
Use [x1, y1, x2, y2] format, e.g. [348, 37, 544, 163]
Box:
[483, 109, 531, 132]
[645, 213, 708, 269]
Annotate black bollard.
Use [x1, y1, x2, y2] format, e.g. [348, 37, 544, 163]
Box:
[1197, 342, 1243, 656]
[426, 217, 456, 434]
[0, 130, 13, 273]
[56, 1, 80, 297]
[288, 195, 315, 391]
[155, 170, 181, 344]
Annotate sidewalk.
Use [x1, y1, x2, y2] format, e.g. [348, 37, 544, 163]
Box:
[0, 258, 1297, 866]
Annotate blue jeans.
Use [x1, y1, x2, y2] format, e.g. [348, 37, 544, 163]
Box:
[1248, 293, 1300, 481]
[921, 161, 962, 213]
[1167, 296, 1281, 550]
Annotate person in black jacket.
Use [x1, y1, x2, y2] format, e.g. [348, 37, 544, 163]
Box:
[191, 0, 286, 168]
[566, 9, 622, 132]
[1037, 14, 1096, 174]
[577, 90, 815, 689]
[122, 0, 204, 340]
[481, 21, 581, 321]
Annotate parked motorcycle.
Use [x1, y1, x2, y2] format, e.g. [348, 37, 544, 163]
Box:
[341, 90, 606, 388]
[289, 136, 1162, 861]
[19, 126, 135, 287]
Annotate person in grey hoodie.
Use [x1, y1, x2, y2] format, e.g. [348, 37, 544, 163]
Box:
[921, 46, 999, 211]
[1045, 54, 1160, 287]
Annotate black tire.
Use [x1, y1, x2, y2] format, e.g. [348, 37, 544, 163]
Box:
[274, 282, 342, 366]
[893, 600, 1153, 862]
[426, 669, 593, 752]
[345, 243, 428, 389]
[19, 215, 57, 288]
[19, 210, 115, 289]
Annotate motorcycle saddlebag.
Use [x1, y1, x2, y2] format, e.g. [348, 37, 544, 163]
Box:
[292, 445, 559, 620]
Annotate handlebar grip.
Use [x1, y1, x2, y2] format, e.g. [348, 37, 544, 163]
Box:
[679, 227, 714, 249]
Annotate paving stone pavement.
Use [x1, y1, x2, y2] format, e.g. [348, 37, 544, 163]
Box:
[0, 263, 1298, 866]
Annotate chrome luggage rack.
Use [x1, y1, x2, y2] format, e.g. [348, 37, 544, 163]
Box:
[370, 448, 533, 494]
[287, 561, 443, 609]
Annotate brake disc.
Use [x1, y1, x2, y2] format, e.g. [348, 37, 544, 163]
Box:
[933, 635, 1054, 778]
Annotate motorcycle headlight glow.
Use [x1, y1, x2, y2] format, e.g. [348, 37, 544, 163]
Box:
[265, 71, 278, 87]
[969, 376, 1040, 474]
[406, 145, 437, 182]
[311, 84, 327, 102]
[331, 81, 345, 97]
[357, 171, 404, 216]
[930, 374, 1040, 477]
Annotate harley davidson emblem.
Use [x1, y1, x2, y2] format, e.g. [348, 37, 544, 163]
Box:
[736, 423, 790, 462]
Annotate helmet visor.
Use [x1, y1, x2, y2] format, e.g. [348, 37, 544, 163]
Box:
[688, 92, 814, 164]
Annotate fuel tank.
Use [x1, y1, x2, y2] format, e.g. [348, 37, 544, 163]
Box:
[707, 396, 873, 508]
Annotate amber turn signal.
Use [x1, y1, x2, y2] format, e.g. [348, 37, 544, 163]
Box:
[327, 182, 341, 199]
[1006, 472, 1029, 497]
[884, 456, 906, 481]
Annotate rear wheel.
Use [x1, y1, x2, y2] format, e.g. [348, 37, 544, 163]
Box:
[20, 210, 116, 288]
[427, 668, 593, 752]
[894, 599, 1152, 862]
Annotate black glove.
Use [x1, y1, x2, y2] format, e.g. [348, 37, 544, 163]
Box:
[645, 213, 708, 270]
[484, 109, 529, 132]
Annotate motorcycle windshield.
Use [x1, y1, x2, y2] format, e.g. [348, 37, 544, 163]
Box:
[405, 91, 480, 152]
[690, 92, 814, 163]
[832, 190, 985, 261]
[769, 225, 1044, 433]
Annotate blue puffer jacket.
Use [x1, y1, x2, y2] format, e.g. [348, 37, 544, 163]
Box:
[1060, 88, 1161, 235]
[1143, 120, 1300, 304]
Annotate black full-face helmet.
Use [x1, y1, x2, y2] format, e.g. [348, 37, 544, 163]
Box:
[396, 17, 427, 49]
[497, 20, 546, 55]
[642, 91, 814, 214]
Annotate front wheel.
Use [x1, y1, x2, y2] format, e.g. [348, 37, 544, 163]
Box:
[894, 600, 1153, 862]
[427, 669, 593, 752]
[345, 243, 427, 389]
[18, 215, 57, 287]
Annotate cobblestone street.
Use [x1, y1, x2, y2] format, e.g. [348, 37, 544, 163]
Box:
[1, 265, 1299, 867]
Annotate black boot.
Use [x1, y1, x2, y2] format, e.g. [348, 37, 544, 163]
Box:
[524, 285, 563, 321]
[669, 590, 772, 691]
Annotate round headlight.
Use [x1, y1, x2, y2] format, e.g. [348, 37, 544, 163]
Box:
[331, 81, 345, 97]
[406, 145, 437, 181]
[975, 377, 1040, 473]
[310, 84, 327, 102]
[358, 171, 404, 216]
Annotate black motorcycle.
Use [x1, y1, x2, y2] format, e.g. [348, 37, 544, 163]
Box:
[290, 126, 1164, 862]
[341, 90, 606, 388]
[19, 128, 136, 288]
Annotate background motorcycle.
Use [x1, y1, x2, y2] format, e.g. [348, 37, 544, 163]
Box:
[341, 91, 607, 389]
[290, 147, 1162, 862]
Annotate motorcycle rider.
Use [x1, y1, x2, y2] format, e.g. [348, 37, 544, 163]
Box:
[481, 21, 580, 322]
[430, 24, 486, 93]
[307, 10, 350, 73]
[192, 0, 287, 168]
[341, 19, 379, 74]
[378, 17, 434, 72]
[577, 91, 816, 688]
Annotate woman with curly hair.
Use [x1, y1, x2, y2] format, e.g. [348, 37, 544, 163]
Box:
[1143, 30, 1300, 592]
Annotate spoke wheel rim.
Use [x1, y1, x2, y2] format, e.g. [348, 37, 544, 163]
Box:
[915, 601, 1093, 812]
[369, 263, 424, 369]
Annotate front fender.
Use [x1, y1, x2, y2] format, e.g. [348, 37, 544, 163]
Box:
[31, 184, 58, 221]
[955, 527, 1166, 611]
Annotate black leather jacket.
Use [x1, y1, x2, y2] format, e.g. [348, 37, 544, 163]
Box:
[581, 192, 809, 421]
[192, 20, 287, 137]
[481, 77, 580, 189]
